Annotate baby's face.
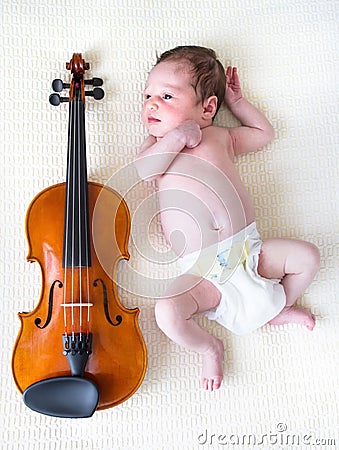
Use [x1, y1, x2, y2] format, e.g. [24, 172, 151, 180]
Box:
[142, 61, 203, 138]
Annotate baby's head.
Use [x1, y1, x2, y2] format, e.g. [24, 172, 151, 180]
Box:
[155, 46, 226, 117]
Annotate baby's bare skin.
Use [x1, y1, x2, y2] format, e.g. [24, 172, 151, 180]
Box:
[135, 59, 320, 391]
[156, 125, 255, 256]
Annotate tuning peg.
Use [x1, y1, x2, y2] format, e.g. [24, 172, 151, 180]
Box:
[85, 87, 105, 100]
[52, 79, 70, 92]
[85, 77, 103, 87]
[49, 93, 69, 106]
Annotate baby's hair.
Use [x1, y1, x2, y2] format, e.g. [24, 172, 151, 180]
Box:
[156, 45, 226, 116]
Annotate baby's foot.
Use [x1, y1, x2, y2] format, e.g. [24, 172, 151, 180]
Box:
[200, 339, 224, 391]
[269, 306, 316, 330]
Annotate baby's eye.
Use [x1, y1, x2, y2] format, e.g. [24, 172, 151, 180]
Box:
[144, 94, 151, 100]
[163, 94, 173, 100]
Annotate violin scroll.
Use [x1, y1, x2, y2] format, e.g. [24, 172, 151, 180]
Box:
[66, 53, 89, 74]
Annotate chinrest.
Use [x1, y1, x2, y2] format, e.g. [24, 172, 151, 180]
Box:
[23, 376, 99, 418]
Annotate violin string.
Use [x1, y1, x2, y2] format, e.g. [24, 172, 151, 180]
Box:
[82, 94, 91, 337]
[76, 96, 83, 339]
[62, 97, 73, 337]
[70, 95, 77, 340]
[80, 94, 89, 339]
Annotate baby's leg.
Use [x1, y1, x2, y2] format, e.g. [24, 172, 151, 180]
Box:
[155, 274, 224, 391]
[257, 238, 320, 329]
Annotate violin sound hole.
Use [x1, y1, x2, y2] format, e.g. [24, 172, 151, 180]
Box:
[93, 278, 122, 326]
[35, 280, 63, 329]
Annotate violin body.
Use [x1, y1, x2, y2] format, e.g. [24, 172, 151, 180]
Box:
[12, 182, 146, 409]
[12, 54, 147, 417]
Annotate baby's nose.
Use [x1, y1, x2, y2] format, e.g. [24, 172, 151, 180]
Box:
[146, 98, 159, 110]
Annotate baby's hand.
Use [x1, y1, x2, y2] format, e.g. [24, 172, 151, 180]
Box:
[225, 67, 243, 106]
[176, 120, 202, 148]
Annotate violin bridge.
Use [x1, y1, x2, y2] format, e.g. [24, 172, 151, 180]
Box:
[60, 303, 93, 307]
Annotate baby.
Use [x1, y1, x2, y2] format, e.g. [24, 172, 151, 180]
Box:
[134, 46, 320, 391]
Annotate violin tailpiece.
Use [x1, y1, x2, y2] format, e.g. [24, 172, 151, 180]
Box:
[62, 333, 93, 377]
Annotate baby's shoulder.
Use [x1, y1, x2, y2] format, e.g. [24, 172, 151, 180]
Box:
[201, 125, 234, 156]
[202, 124, 232, 141]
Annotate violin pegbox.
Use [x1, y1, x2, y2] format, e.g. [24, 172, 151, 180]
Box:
[49, 53, 104, 106]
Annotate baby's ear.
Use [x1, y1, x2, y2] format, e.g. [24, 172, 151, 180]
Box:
[202, 96, 218, 120]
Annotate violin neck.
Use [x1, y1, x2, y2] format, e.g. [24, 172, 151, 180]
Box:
[62, 92, 91, 268]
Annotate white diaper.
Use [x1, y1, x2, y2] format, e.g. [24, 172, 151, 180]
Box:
[178, 222, 286, 335]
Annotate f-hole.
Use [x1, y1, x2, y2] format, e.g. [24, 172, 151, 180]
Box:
[93, 278, 122, 326]
[35, 280, 63, 328]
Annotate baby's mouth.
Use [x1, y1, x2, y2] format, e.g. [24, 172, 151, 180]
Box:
[148, 116, 161, 123]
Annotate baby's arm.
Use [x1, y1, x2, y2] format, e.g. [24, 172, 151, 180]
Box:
[225, 67, 275, 156]
[134, 120, 201, 181]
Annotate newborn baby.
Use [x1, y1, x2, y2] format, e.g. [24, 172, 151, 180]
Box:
[135, 46, 320, 391]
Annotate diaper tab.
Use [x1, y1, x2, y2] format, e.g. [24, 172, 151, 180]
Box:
[210, 239, 250, 284]
[217, 252, 228, 267]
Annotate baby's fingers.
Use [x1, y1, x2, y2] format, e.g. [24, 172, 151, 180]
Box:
[226, 66, 234, 83]
[226, 66, 239, 84]
[231, 67, 240, 87]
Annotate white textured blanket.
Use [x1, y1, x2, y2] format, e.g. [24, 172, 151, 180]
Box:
[1, 1, 338, 449]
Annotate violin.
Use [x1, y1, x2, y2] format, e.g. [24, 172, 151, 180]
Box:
[12, 54, 147, 418]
